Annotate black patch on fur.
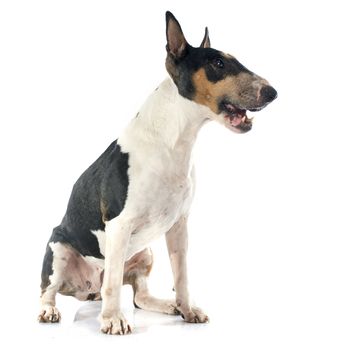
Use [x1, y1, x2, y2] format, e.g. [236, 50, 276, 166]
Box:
[87, 293, 97, 301]
[167, 45, 251, 100]
[203, 52, 251, 82]
[40, 244, 54, 293]
[46, 140, 129, 259]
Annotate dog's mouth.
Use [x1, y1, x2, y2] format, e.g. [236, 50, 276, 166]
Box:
[222, 102, 254, 133]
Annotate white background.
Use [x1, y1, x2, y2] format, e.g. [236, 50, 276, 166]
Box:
[0, 0, 349, 349]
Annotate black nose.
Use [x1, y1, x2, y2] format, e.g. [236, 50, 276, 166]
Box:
[261, 85, 277, 103]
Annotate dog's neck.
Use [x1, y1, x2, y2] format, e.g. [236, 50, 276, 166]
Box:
[119, 78, 210, 156]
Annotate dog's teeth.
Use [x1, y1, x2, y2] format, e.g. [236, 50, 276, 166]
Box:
[242, 116, 246, 122]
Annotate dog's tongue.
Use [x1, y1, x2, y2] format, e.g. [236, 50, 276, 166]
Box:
[230, 115, 242, 126]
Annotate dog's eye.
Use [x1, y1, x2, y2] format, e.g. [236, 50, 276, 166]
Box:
[213, 58, 224, 68]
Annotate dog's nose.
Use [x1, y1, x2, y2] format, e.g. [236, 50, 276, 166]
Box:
[261, 85, 277, 103]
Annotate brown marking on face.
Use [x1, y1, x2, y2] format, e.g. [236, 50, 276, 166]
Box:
[192, 68, 259, 113]
[192, 68, 220, 113]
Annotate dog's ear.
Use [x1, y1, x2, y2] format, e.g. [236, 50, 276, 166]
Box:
[200, 27, 211, 48]
[166, 11, 188, 59]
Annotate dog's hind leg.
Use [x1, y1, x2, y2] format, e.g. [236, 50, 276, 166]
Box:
[38, 243, 62, 323]
[39, 238, 104, 323]
[124, 248, 178, 315]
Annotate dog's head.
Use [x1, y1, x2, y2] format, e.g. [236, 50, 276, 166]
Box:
[165, 11, 277, 133]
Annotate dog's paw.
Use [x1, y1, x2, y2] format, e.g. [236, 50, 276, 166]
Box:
[99, 313, 132, 335]
[38, 305, 61, 323]
[179, 306, 209, 323]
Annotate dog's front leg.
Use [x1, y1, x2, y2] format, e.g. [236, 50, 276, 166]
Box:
[166, 216, 209, 323]
[99, 217, 132, 335]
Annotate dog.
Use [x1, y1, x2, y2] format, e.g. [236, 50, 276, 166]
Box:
[38, 11, 277, 335]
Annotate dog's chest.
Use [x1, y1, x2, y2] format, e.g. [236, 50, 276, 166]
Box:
[92, 160, 195, 260]
[125, 163, 195, 258]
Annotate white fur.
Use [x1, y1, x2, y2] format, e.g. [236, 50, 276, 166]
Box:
[100, 217, 133, 334]
[94, 78, 216, 260]
[38, 78, 214, 331]
[99, 78, 214, 331]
